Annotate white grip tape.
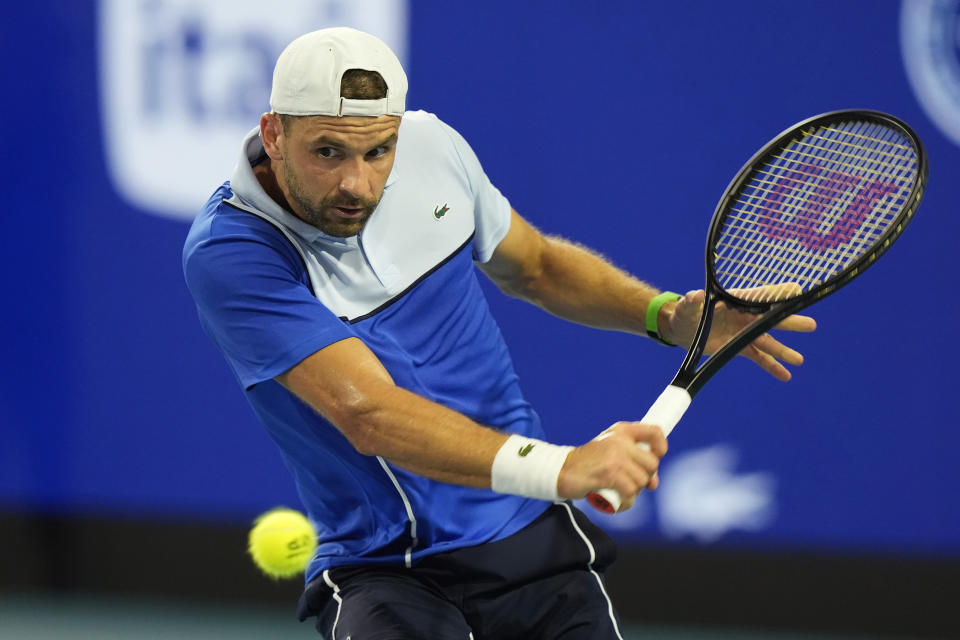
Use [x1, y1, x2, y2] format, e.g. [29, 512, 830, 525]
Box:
[491, 434, 575, 501]
[593, 385, 692, 512]
[638, 384, 691, 439]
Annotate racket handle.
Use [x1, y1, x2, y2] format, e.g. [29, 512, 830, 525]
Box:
[586, 385, 692, 513]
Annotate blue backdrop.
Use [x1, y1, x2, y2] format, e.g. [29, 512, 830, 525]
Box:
[2, 0, 958, 556]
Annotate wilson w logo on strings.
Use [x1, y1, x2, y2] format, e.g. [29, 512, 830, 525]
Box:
[755, 162, 898, 252]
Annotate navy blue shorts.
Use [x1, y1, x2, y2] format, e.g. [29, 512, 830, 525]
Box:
[296, 503, 625, 639]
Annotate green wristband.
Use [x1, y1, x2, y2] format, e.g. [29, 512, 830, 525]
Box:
[646, 291, 683, 346]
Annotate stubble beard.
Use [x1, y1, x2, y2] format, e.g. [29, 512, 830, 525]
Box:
[282, 160, 379, 238]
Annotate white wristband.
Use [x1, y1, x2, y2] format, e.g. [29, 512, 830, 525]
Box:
[490, 434, 575, 501]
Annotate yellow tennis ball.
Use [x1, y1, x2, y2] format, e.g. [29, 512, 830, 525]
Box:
[247, 508, 317, 579]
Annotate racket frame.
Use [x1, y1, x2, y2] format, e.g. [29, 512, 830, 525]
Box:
[676, 109, 927, 397]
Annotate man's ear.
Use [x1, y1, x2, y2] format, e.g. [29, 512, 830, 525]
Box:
[260, 112, 285, 160]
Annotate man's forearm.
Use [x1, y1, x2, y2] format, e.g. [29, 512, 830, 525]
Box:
[342, 380, 509, 487]
[278, 344, 508, 488]
[516, 235, 673, 337]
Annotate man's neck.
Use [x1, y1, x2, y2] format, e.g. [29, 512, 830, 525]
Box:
[252, 159, 294, 214]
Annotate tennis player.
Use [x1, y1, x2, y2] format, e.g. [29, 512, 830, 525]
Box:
[183, 27, 814, 639]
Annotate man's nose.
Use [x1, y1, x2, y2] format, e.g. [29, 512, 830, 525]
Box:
[338, 157, 368, 200]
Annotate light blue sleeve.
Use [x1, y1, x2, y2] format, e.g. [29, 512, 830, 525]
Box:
[437, 119, 513, 263]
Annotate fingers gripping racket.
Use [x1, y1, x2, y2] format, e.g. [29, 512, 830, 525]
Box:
[587, 110, 927, 513]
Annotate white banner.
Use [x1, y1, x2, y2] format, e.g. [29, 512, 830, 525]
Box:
[99, 0, 409, 220]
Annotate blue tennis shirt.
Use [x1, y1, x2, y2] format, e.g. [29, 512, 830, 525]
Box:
[183, 111, 550, 583]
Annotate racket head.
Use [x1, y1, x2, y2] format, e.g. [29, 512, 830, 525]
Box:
[706, 110, 926, 313]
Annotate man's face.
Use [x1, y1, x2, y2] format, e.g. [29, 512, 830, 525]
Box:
[274, 115, 400, 237]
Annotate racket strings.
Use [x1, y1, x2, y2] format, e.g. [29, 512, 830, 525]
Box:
[787, 134, 917, 175]
[752, 147, 915, 195]
[800, 127, 915, 150]
[727, 180, 896, 250]
[752, 129, 908, 294]
[713, 119, 917, 304]
[732, 149, 909, 281]
[731, 184, 899, 236]
[719, 217, 886, 274]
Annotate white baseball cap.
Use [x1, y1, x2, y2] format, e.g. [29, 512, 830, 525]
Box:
[269, 27, 407, 117]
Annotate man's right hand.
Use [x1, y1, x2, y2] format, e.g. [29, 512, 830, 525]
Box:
[557, 422, 668, 513]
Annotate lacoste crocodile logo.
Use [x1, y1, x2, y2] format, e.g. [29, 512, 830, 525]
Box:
[518, 443, 535, 457]
[434, 203, 450, 219]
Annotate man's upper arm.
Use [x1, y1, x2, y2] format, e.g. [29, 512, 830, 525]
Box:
[275, 336, 397, 443]
[478, 208, 547, 296]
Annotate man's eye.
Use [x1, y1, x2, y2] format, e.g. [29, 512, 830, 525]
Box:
[367, 146, 390, 158]
[317, 147, 338, 158]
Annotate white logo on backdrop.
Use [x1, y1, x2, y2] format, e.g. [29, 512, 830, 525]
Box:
[98, 0, 409, 220]
[657, 445, 776, 543]
[577, 444, 777, 543]
[901, 0, 960, 148]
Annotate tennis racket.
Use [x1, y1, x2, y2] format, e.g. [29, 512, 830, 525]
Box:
[587, 109, 927, 513]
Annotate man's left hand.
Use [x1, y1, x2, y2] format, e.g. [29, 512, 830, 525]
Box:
[661, 288, 817, 381]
